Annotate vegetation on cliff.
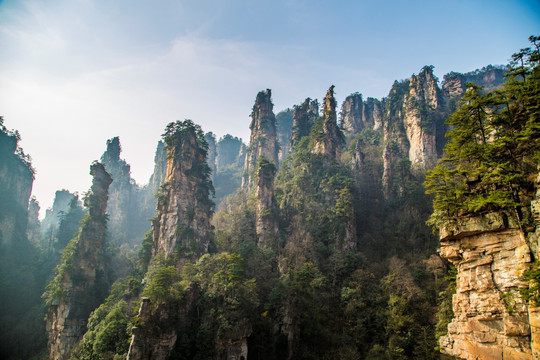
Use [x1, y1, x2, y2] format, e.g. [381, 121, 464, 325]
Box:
[425, 36, 540, 230]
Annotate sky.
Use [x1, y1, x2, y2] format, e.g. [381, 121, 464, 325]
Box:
[0, 0, 539, 215]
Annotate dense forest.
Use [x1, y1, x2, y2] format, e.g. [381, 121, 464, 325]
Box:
[0, 36, 539, 360]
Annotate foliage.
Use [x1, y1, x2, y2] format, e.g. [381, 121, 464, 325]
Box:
[425, 36, 540, 230]
[520, 261, 540, 306]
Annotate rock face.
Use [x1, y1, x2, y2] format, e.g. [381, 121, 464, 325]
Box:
[127, 121, 215, 360]
[0, 121, 34, 246]
[243, 89, 278, 189]
[438, 212, 538, 360]
[205, 132, 218, 182]
[46, 162, 112, 360]
[312, 86, 344, 161]
[41, 190, 76, 243]
[101, 137, 134, 245]
[402, 66, 441, 171]
[276, 108, 293, 164]
[26, 196, 41, 246]
[290, 98, 318, 150]
[340, 92, 364, 136]
[256, 158, 278, 249]
[151, 120, 214, 259]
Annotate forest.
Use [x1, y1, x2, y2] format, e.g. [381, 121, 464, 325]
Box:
[0, 36, 539, 360]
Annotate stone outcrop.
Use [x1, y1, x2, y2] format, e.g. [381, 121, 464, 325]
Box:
[0, 121, 34, 246]
[151, 120, 214, 259]
[290, 98, 318, 149]
[101, 137, 134, 245]
[276, 108, 293, 163]
[27, 196, 41, 246]
[403, 66, 441, 171]
[205, 132, 217, 182]
[255, 158, 278, 249]
[340, 93, 385, 138]
[312, 86, 344, 161]
[41, 190, 77, 242]
[243, 89, 278, 189]
[127, 121, 215, 360]
[438, 212, 539, 360]
[46, 162, 112, 360]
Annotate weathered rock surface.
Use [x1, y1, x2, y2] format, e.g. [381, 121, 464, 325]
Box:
[256, 158, 278, 249]
[205, 131, 218, 182]
[312, 85, 344, 161]
[290, 98, 318, 150]
[243, 89, 278, 189]
[438, 212, 538, 360]
[151, 121, 214, 259]
[403, 66, 441, 171]
[46, 162, 112, 360]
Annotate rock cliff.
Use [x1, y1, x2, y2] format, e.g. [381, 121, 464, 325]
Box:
[101, 137, 134, 245]
[290, 98, 318, 150]
[438, 212, 539, 359]
[45, 162, 112, 360]
[205, 131, 218, 182]
[151, 120, 214, 259]
[312, 86, 344, 161]
[127, 120, 215, 360]
[243, 89, 278, 189]
[402, 66, 442, 171]
[255, 158, 278, 249]
[0, 120, 34, 246]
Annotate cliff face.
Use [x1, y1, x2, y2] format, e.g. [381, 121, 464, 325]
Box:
[127, 121, 215, 360]
[0, 122, 34, 246]
[243, 89, 278, 189]
[255, 159, 278, 249]
[312, 86, 344, 161]
[438, 212, 538, 359]
[290, 98, 318, 150]
[276, 108, 293, 163]
[41, 190, 76, 243]
[151, 120, 214, 259]
[205, 132, 217, 182]
[402, 66, 441, 171]
[46, 162, 112, 360]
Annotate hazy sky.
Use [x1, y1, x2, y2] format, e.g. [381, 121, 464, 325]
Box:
[1, 0, 539, 214]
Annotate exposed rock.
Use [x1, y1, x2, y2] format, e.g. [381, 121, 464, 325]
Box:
[243, 89, 278, 189]
[340, 92, 364, 136]
[151, 120, 214, 259]
[364, 97, 384, 131]
[46, 162, 112, 360]
[27, 196, 41, 246]
[41, 190, 76, 243]
[126, 298, 178, 360]
[216, 318, 252, 360]
[205, 132, 218, 182]
[276, 108, 293, 164]
[101, 137, 134, 245]
[312, 86, 344, 161]
[290, 98, 318, 149]
[0, 120, 34, 246]
[256, 158, 278, 249]
[403, 66, 441, 171]
[438, 212, 538, 360]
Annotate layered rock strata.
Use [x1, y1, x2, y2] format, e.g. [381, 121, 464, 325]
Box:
[438, 212, 538, 360]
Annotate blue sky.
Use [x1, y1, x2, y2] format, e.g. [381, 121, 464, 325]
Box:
[0, 0, 538, 213]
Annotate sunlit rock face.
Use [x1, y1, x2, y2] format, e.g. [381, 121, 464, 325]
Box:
[46, 162, 112, 360]
[402, 66, 441, 172]
[243, 89, 278, 189]
[312, 85, 344, 161]
[127, 121, 215, 360]
[438, 212, 540, 360]
[151, 122, 214, 259]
